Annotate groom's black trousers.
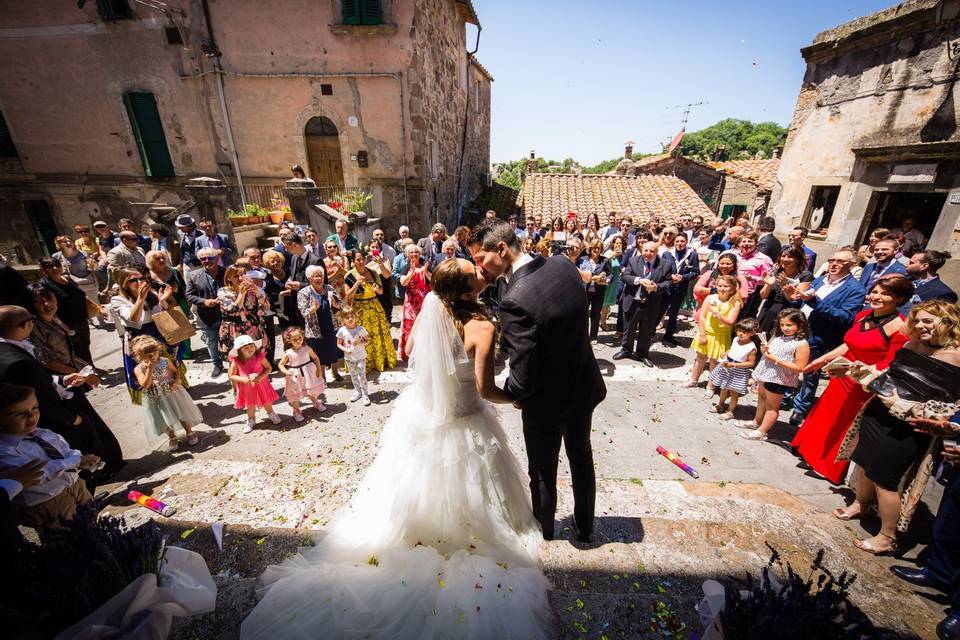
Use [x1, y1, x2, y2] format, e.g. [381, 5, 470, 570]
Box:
[522, 411, 596, 540]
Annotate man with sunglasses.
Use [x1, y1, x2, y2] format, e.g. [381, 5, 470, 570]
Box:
[185, 247, 226, 378]
[195, 218, 236, 268]
[106, 231, 147, 287]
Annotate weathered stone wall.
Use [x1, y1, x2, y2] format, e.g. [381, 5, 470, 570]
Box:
[772, 0, 960, 289]
[717, 177, 761, 216]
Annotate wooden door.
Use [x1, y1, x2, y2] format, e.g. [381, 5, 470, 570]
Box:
[306, 135, 344, 188]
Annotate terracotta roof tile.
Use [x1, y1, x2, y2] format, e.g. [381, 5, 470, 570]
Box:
[707, 158, 780, 193]
[468, 54, 494, 81]
[517, 173, 713, 224]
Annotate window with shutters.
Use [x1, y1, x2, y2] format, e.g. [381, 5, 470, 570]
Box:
[96, 0, 133, 21]
[122, 92, 175, 178]
[0, 109, 17, 159]
[342, 0, 382, 25]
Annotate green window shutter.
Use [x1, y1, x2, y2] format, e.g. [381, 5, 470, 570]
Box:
[720, 204, 735, 220]
[342, 0, 361, 24]
[361, 0, 382, 24]
[0, 110, 17, 159]
[123, 92, 175, 178]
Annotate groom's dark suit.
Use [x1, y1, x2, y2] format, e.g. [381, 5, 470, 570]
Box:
[498, 254, 606, 539]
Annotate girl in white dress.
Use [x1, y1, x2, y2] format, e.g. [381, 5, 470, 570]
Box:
[131, 335, 202, 451]
[277, 326, 326, 421]
[240, 259, 553, 639]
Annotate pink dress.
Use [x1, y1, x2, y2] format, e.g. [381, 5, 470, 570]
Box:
[231, 350, 279, 410]
[283, 346, 325, 401]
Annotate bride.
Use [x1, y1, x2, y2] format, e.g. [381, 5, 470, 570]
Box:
[240, 258, 554, 639]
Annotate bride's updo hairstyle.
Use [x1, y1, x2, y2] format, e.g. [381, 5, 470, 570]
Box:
[431, 259, 489, 338]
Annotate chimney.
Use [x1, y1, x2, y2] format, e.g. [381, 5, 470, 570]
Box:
[772, 146, 782, 160]
[624, 140, 635, 160]
[525, 150, 538, 175]
[712, 145, 727, 162]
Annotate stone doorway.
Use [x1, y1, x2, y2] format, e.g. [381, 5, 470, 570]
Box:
[304, 116, 344, 188]
[857, 190, 946, 248]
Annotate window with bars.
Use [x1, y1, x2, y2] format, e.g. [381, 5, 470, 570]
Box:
[123, 92, 175, 177]
[0, 110, 17, 158]
[342, 0, 382, 25]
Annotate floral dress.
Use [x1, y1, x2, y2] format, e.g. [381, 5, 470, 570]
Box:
[400, 269, 430, 360]
[218, 286, 270, 357]
[298, 284, 342, 366]
[347, 268, 397, 373]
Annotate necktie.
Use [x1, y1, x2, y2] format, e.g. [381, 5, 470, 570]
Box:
[28, 434, 64, 460]
[644, 261, 652, 276]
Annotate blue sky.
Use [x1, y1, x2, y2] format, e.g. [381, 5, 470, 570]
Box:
[471, 0, 895, 165]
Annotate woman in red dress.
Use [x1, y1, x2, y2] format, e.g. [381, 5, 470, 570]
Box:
[398, 244, 431, 360]
[790, 274, 913, 484]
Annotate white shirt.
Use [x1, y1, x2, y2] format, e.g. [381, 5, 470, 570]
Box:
[0, 337, 73, 400]
[0, 428, 82, 506]
[505, 252, 534, 285]
[109, 296, 163, 329]
[802, 273, 851, 317]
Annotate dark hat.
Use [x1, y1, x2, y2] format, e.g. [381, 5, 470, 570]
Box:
[175, 214, 196, 227]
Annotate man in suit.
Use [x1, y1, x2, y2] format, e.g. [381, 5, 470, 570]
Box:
[280, 233, 323, 327]
[470, 218, 606, 543]
[0, 305, 123, 478]
[176, 214, 203, 272]
[756, 216, 782, 261]
[149, 223, 181, 266]
[118, 218, 152, 253]
[614, 241, 676, 367]
[902, 249, 957, 314]
[185, 248, 226, 378]
[858, 238, 906, 291]
[787, 226, 817, 271]
[195, 218, 236, 267]
[661, 233, 700, 347]
[785, 248, 866, 424]
[418, 223, 448, 265]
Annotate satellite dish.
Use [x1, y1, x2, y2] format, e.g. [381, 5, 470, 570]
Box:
[810, 206, 825, 230]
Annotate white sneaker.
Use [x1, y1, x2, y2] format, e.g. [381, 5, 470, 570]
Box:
[269, 412, 282, 425]
[350, 391, 362, 403]
[243, 420, 254, 434]
[362, 396, 371, 406]
[293, 412, 305, 423]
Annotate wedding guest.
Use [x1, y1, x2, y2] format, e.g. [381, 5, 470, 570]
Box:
[899, 216, 926, 256]
[38, 257, 96, 367]
[303, 228, 322, 258]
[833, 300, 960, 555]
[393, 225, 411, 255]
[755, 217, 782, 261]
[228, 335, 281, 433]
[195, 218, 236, 267]
[693, 253, 749, 316]
[613, 241, 675, 367]
[432, 239, 459, 268]
[146, 250, 192, 357]
[787, 226, 817, 271]
[756, 247, 813, 336]
[509, 215, 524, 241]
[73, 223, 99, 258]
[345, 249, 396, 373]
[452, 226, 472, 258]
[604, 218, 634, 250]
[600, 236, 625, 332]
[734, 231, 775, 319]
[583, 213, 602, 246]
[687, 275, 742, 389]
[185, 247, 225, 378]
[131, 335, 201, 452]
[282, 233, 323, 326]
[856, 227, 889, 266]
[739, 309, 810, 441]
[785, 248, 866, 425]
[149, 223, 180, 266]
[368, 240, 395, 322]
[399, 244, 431, 361]
[111, 269, 187, 403]
[52, 236, 99, 307]
[858, 238, 906, 290]
[392, 237, 414, 300]
[336, 307, 372, 406]
[417, 223, 447, 265]
[27, 284, 90, 376]
[578, 240, 611, 342]
[217, 265, 269, 359]
[118, 218, 151, 252]
[600, 211, 619, 241]
[656, 226, 679, 257]
[298, 265, 342, 382]
[792, 274, 911, 484]
[327, 219, 359, 253]
[903, 250, 957, 313]
[106, 230, 147, 286]
[708, 317, 759, 419]
[661, 232, 700, 347]
[523, 217, 542, 245]
[175, 214, 202, 271]
[290, 163, 315, 185]
[370, 228, 397, 262]
[278, 326, 326, 421]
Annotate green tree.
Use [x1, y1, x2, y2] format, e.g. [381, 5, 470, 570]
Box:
[677, 118, 787, 160]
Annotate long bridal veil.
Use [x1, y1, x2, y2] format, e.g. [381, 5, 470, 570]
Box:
[240, 293, 553, 639]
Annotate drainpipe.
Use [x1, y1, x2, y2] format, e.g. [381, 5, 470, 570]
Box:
[454, 25, 482, 225]
[200, 0, 246, 208]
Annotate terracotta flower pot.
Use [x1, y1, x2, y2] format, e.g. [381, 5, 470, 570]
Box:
[269, 211, 284, 224]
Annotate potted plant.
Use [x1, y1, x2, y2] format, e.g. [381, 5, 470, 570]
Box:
[269, 195, 291, 224]
[243, 203, 268, 223]
[344, 189, 374, 214]
[227, 208, 248, 226]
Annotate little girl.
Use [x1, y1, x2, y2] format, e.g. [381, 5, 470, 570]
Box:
[278, 326, 326, 422]
[228, 334, 281, 433]
[131, 335, 202, 451]
[708, 318, 759, 420]
[687, 275, 743, 395]
[739, 309, 810, 441]
[336, 306, 371, 406]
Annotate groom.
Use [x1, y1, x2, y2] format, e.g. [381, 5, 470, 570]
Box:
[470, 218, 606, 542]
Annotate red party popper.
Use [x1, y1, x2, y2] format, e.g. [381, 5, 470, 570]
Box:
[128, 490, 177, 517]
[656, 446, 699, 479]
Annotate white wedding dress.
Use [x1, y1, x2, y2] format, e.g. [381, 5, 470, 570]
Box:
[240, 294, 553, 639]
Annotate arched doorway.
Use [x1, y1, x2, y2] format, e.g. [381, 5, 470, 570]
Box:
[305, 116, 344, 188]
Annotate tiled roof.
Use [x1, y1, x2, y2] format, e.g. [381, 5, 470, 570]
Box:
[517, 173, 713, 223]
[707, 159, 780, 193]
[631, 153, 672, 169]
[468, 54, 494, 81]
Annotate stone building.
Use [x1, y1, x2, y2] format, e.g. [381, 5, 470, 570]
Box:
[0, 0, 491, 264]
[772, 0, 960, 286]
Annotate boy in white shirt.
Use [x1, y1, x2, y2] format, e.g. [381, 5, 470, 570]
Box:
[0, 384, 98, 530]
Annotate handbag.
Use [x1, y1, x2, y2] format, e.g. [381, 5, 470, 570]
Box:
[153, 307, 196, 344]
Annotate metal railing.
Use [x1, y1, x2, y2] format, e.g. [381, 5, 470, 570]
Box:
[242, 183, 350, 209]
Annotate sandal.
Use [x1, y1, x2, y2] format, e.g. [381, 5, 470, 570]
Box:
[738, 430, 768, 441]
[186, 434, 199, 446]
[719, 412, 736, 421]
[853, 535, 897, 556]
[708, 404, 723, 414]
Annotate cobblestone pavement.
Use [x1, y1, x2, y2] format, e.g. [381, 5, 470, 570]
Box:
[83, 313, 945, 639]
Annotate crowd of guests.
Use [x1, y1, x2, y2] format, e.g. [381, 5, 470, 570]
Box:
[1, 207, 960, 635]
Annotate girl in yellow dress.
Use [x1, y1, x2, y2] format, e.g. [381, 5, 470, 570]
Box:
[688, 275, 743, 395]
